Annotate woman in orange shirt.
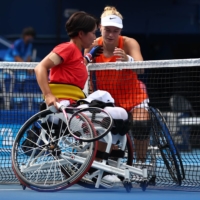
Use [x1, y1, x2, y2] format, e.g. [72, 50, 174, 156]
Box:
[85, 6, 151, 165]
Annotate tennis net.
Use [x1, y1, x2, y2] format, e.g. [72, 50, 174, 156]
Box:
[0, 60, 200, 190]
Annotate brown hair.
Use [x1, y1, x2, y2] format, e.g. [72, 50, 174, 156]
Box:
[101, 6, 123, 19]
[22, 27, 36, 38]
[66, 11, 99, 38]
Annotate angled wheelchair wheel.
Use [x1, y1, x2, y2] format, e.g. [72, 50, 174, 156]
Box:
[67, 107, 113, 142]
[12, 109, 98, 192]
[77, 133, 133, 189]
[149, 107, 185, 185]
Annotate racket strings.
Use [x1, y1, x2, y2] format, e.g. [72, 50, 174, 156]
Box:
[69, 114, 93, 139]
[87, 110, 112, 137]
[68, 107, 113, 141]
[151, 111, 179, 180]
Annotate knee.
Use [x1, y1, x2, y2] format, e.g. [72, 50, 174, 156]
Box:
[104, 106, 128, 120]
[103, 107, 130, 136]
[131, 119, 151, 140]
[111, 119, 130, 136]
[132, 108, 150, 121]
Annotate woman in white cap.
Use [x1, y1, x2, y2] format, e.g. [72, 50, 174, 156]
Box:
[85, 6, 151, 167]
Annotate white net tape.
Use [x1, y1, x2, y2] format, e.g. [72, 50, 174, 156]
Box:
[88, 58, 200, 70]
[0, 62, 38, 69]
[1, 58, 200, 70]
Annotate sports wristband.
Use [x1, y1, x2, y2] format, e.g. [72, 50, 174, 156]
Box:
[127, 55, 134, 62]
[84, 53, 92, 63]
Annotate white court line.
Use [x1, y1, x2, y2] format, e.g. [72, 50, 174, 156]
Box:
[178, 117, 200, 125]
[0, 189, 22, 190]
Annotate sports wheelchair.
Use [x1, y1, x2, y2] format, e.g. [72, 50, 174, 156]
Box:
[11, 103, 185, 192]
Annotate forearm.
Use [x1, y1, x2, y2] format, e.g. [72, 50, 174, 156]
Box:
[126, 54, 144, 74]
[34, 64, 51, 97]
[128, 55, 144, 74]
[123, 37, 144, 74]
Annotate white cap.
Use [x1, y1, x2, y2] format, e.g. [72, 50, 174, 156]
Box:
[101, 15, 123, 29]
[79, 90, 115, 103]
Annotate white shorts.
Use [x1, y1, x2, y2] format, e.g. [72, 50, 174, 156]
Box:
[130, 98, 149, 112]
[78, 104, 128, 144]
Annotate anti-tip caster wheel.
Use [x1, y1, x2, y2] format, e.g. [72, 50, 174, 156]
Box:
[148, 175, 156, 186]
[20, 184, 26, 190]
[123, 180, 132, 193]
[140, 181, 148, 191]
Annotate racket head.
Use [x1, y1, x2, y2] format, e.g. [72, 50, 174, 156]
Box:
[67, 107, 113, 142]
[150, 107, 185, 185]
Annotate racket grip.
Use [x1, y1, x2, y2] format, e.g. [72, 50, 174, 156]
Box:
[48, 105, 58, 113]
[56, 102, 66, 111]
[48, 102, 62, 113]
[56, 102, 62, 110]
[48, 102, 65, 113]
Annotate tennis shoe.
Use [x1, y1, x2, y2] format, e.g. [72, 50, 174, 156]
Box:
[102, 175, 121, 183]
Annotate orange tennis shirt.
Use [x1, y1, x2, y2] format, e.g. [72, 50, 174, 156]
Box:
[93, 36, 148, 111]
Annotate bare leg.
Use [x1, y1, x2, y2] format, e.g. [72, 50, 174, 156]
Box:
[95, 141, 118, 161]
[131, 108, 150, 163]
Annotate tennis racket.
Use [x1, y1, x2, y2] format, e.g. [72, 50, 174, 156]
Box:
[149, 107, 185, 185]
[56, 103, 113, 142]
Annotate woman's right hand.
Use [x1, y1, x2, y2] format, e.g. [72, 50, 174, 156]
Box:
[44, 93, 59, 109]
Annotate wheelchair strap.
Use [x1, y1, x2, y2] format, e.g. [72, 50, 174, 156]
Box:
[109, 149, 125, 158]
[96, 149, 125, 160]
[78, 99, 114, 108]
[96, 151, 109, 160]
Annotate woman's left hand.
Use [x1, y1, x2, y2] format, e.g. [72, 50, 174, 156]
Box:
[113, 47, 128, 61]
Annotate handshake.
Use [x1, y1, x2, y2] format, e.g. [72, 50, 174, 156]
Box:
[84, 45, 103, 63]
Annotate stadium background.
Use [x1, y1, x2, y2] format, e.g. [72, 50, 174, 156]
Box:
[0, 0, 200, 158]
[2, 0, 200, 60]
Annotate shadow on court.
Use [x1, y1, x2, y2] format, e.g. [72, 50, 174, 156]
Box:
[0, 184, 199, 200]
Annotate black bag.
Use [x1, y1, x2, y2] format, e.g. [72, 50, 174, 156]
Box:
[22, 120, 68, 156]
[78, 99, 114, 108]
[22, 123, 42, 156]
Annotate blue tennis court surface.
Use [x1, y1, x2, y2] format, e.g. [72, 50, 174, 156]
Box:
[0, 184, 199, 200]
[1, 148, 200, 188]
